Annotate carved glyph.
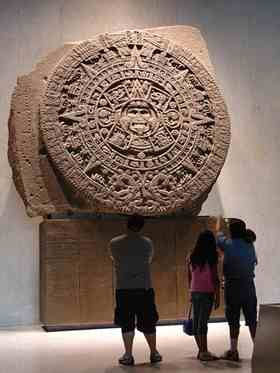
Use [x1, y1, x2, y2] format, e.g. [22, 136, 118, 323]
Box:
[8, 27, 230, 217]
[40, 30, 230, 215]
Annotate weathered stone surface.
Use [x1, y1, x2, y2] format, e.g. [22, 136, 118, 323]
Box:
[8, 45, 75, 216]
[252, 304, 280, 373]
[40, 217, 226, 327]
[8, 26, 230, 216]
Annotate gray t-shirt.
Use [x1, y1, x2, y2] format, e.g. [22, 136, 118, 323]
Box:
[109, 231, 154, 289]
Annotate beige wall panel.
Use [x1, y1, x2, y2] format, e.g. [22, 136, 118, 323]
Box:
[79, 263, 113, 324]
[176, 265, 188, 318]
[41, 220, 115, 325]
[79, 222, 114, 324]
[152, 266, 177, 320]
[143, 220, 177, 319]
[41, 259, 80, 324]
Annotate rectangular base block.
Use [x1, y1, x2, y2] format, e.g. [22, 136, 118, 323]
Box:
[40, 216, 226, 328]
[252, 304, 280, 372]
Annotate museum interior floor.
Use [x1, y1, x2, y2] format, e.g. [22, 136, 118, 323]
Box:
[0, 322, 258, 373]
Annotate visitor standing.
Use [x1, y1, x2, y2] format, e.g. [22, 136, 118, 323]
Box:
[215, 217, 258, 361]
[187, 230, 220, 361]
[109, 215, 162, 366]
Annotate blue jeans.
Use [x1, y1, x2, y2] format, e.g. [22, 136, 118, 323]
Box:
[191, 292, 214, 335]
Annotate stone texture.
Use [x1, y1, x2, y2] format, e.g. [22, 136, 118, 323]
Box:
[252, 304, 280, 373]
[8, 26, 230, 217]
[40, 217, 226, 327]
[8, 45, 76, 217]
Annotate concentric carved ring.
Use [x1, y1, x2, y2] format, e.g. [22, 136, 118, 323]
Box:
[40, 30, 230, 215]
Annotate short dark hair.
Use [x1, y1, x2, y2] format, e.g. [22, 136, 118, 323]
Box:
[229, 219, 246, 239]
[127, 215, 144, 232]
[246, 229, 256, 243]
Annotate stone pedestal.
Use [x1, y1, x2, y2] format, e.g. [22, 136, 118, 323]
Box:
[252, 304, 280, 373]
[40, 216, 225, 330]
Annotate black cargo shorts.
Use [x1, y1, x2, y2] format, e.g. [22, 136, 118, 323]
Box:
[114, 288, 159, 334]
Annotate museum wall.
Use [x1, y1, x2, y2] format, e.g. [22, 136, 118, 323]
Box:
[0, 0, 279, 326]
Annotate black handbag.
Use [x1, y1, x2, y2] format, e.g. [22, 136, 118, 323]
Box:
[182, 302, 193, 336]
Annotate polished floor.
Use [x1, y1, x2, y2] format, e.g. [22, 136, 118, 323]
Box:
[0, 323, 253, 373]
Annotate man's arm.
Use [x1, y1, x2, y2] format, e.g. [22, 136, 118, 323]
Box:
[148, 240, 154, 264]
[215, 215, 222, 232]
[187, 256, 192, 287]
[215, 216, 228, 251]
[186, 256, 193, 302]
[212, 264, 221, 309]
[253, 245, 258, 265]
[108, 241, 114, 261]
[216, 232, 227, 250]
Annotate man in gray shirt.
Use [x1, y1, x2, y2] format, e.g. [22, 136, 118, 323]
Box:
[109, 215, 162, 366]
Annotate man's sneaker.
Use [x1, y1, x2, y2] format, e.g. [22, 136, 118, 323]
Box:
[118, 354, 135, 366]
[150, 351, 162, 364]
[220, 350, 239, 362]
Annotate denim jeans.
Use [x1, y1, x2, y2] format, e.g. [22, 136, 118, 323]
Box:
[191, 292, 214, 335]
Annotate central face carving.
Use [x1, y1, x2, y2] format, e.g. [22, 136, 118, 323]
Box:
[122, 100, 155, 136]
[119, 100, 158, 152]
[95, 77, 182, 158]
[41, 31, 230, 215]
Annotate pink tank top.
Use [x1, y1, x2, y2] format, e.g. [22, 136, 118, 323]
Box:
[190, 263, 215, 293]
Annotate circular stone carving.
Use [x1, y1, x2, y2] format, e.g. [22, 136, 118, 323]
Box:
[40, 30, 230, 215]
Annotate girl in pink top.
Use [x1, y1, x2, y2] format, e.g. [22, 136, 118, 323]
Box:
[187, 230, 220, 361]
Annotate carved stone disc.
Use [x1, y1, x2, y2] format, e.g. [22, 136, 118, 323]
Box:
[40, 30, 230, 215]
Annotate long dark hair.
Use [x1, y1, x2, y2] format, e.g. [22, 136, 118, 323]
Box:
[190, 230, 218, 269]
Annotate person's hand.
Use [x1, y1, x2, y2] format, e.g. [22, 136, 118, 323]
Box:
[214, 290, 220, 309]
[214, 297, 220, 310]
[207, 216, 216, 231]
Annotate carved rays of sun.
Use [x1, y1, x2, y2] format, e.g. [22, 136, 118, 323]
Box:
[58, 42, 216, 179]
